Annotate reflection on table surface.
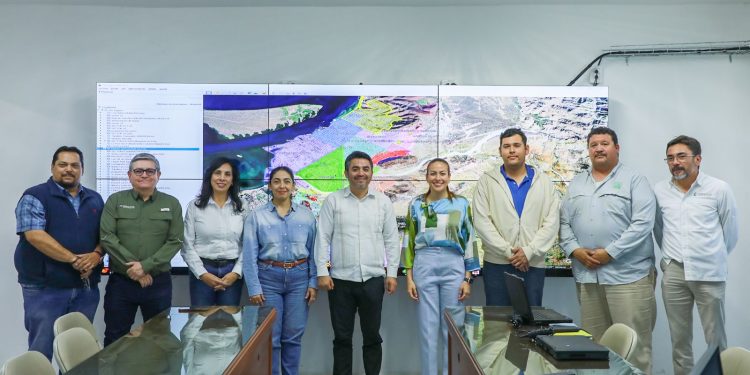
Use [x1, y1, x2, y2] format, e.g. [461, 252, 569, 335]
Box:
[445, 306, 645, 375]
[67, 306, 274, 375]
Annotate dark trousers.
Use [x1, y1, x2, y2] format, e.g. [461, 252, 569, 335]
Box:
[483, 262, 546, 306]
[328, 276, 384, 375]
[103, 272, 172, 346]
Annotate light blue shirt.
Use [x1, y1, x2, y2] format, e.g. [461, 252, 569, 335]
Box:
[242, 202, 317, 296]
[654, 172, 738, 281]
[559, 163, 656, 285]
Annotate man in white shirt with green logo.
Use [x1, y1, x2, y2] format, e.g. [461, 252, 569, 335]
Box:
[654, 135, 738, 375]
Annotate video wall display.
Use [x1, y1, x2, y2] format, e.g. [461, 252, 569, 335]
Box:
[97, 83, 608, 269]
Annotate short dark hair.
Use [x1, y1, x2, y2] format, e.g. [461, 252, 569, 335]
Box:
[500, 128, 527, 145]
[195, 157, 244, 213]
[344, 151, 373, 171]
[52, 146, 84, 168]
[587, 127, 618, 145]
[666, 135, 701, 156]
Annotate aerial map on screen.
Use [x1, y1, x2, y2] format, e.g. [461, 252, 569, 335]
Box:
[97, 83, 608, 269]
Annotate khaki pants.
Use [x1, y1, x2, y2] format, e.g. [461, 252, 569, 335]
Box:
[576, 271, 656, 374]
[661, 259, 726, 375]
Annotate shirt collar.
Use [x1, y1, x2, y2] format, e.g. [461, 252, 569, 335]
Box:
[587, 162, 622, 183]
[344, 187, 374, 199]
[52, 180, 82, 197]
[669, 171, 704, 192]
[129, 188, 159, 201]
[266, 201, 296, 212]
[500, 164, 533, 183]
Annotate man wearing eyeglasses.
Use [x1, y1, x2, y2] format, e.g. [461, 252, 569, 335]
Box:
[14, 146, 104, 360]
[654, 135, 738, 375]
[100, 153, 184, 346]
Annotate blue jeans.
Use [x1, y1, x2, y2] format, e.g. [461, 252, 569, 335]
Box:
[483, 262, 546, 306]
[258, 262, 310, 375]
[103, 272, 172, 346]
[189, 259, 243, 307]
[21, 283, 100, 359]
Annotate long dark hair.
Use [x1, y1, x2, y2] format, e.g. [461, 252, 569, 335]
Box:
[423, 158, 455, 201]
[195, 157, 244, 213]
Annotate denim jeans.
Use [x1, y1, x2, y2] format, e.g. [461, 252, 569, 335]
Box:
[189, 259, 243, 307]
[483, 262, 546, 306]
[103, 272, 172, 346]
[21, 283, 100, 359]
[257, 261, 310, 375]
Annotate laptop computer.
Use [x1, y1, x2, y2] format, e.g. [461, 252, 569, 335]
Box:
[504, 272, 573, 325]
[689, 344, 723, 375]
[535, 335, 610, 361]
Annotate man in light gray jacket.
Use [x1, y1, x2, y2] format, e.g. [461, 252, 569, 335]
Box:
[473, 128, 560, 306]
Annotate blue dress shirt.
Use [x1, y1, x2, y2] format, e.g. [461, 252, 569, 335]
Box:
[242, 202, 317, 296]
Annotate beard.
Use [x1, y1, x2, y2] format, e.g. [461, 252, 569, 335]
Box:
[671, 168, 688, 180]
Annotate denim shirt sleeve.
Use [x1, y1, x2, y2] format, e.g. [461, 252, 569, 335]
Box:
[242, 211, 263, 297]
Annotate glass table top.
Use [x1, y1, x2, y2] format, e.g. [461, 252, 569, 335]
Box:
[444, 306, 645, 375]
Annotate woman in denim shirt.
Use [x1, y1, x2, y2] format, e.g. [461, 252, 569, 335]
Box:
[243, 166, 317, 375]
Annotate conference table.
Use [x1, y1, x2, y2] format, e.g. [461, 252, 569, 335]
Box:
[444, 306, 645, 375]
[67, 306, 276, 375]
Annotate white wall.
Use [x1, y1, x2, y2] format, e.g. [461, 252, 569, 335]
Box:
[1, 3, 748, 374]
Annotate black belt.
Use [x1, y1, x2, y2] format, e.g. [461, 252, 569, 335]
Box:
[200, 257, 237, 267]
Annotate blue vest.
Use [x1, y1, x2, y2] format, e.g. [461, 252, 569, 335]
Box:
[14, 178, 104, 288]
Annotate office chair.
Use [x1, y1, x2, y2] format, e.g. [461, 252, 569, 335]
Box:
[53, 311, 98, 344]
[721, 346, 750, 375]
[1, 350, 55, 375]
[53, 327, 100, 373]
[598, 323, 638, 363]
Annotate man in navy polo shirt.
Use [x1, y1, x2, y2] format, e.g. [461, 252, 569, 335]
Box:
[14, 146, 105, 359]
[473, 128, 560, 306]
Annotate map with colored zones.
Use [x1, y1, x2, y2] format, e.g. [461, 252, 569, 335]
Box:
[204, 94, 438, 213]
[203, 90, 608, 268]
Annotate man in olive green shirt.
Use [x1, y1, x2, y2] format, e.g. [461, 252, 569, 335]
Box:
[100, 153, 184, 346]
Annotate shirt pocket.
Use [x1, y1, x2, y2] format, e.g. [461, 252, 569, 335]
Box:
[600, 193, 632, 224]
[148, 211, 173, 235]
[258, 224, 282, 245]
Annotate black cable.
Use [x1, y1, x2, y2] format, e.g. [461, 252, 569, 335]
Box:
[567, 45, 750, 86]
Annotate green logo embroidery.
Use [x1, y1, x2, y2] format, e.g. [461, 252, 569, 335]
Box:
[613, 181, 622, 189]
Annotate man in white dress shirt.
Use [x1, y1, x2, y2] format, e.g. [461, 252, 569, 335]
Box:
[315, 151, 401, 375]
[654, 135, 738, 375]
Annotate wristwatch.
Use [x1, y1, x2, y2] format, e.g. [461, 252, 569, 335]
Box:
[463, 277, 473, 284]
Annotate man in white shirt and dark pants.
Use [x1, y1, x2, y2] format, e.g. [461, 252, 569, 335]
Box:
[315, 151, 401, 375]
[654, 135, 738, 375]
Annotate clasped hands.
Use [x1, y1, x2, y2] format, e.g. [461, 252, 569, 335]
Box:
[572, 248, 612, 269]
[71, 251, 102, 279]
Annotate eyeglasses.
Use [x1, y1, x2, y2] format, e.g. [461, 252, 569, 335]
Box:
[664, 154, 696, 163]
[132, 168, 158, 176]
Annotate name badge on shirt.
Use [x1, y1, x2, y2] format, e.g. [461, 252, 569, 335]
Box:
[160, 208, 171, 212]
[119, 205, 135, 209]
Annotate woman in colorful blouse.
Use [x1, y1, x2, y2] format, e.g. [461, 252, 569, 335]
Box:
[404, 158, 480, 375]
[181, 157, 247, 306]
[243, 166, 317, 375]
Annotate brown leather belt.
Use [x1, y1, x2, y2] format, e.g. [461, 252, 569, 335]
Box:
[261, 258, 307, 269]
